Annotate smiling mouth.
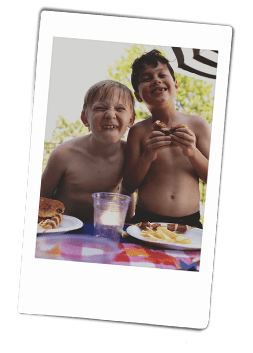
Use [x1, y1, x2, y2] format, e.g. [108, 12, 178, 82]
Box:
[151, 88, 167, 94]
[103, 125, 118, 130]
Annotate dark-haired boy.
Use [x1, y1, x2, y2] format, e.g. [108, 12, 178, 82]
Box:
[123, 50, 211, 228]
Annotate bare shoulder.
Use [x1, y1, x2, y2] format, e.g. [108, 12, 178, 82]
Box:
[183, 114, 211, 136]
[53, 136, 88, 155]
[128, 117, 153, 138]
[131, 116, 153, 130]
[189, 114, 210, 127]
[45, 137, 85, 170]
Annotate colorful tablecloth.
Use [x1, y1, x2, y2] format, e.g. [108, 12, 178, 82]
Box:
[36, 224, 200, 271]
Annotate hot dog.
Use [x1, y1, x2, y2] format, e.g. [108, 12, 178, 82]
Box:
[137, 222, 162, 230]
[138, 221, 189, 233]
[137, 221, 152, 230]
[167, 223, 189, 232]
[38, 214, 63, 230]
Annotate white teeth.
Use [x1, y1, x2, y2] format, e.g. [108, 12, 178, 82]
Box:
[104, 126, 117, 129]
[153, 88, 166, 93]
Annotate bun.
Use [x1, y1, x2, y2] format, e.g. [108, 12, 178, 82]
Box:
[39, 197, 65, 218]
[169, 124, 188, 134]
[153, 120, 188, 135]
[38, 197, 65, 231]
[152, 120, 170, 135]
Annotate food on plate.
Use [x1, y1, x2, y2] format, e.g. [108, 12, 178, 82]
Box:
[38, 197, 65, 230]
[167, 223, 189, 232]
[137, 222, 192, 245]
[39, 197, 65, 219]
[152, 120, 188, 136]
[38, 214, 63, 230]
[138, 222, 161, 230]
[138, 222, 188, 233]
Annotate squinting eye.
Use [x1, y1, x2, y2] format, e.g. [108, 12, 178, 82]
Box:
[116, 107, 125, 111]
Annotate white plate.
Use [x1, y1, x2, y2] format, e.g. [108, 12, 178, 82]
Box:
[37, 215, 83, 234]
[126, 223, 202, 250]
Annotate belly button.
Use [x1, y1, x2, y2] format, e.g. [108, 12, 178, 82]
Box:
[171, 194, 175, 199]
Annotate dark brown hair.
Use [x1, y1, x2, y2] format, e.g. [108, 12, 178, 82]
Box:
[131, 49, 175, 92]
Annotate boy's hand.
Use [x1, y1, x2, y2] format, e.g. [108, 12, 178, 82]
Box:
[170, 127, 197, 157]
[143, 131, 171, 162]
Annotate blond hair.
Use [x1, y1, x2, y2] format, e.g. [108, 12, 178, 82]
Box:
[82, 80, 135, 115]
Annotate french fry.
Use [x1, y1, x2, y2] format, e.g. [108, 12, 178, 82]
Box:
[162, 236, 175, 243]
[174, 235, 192, 244]
[141, 230, 159, 240]
[181, 239, 192, 244]
[175, 235, 184, 242]
[157, 227, 179, 239]
[140, 225, 192, 245]
[156, 229, 166, 240]
[156, 228, 175, 242]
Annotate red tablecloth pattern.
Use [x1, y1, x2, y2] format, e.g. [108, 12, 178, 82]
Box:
[36, 230, 200, 271]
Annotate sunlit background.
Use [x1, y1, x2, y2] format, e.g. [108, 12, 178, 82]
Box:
[43, 37, 217, 225]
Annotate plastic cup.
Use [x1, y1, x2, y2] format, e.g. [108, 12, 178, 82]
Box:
[92, 192, 131, 241]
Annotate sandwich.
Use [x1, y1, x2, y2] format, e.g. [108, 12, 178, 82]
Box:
[38, 197, 65, 230]
[152, 120, 188, 135]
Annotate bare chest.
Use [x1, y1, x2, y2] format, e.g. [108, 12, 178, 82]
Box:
[141, 120, 195, 173]
[63, 153, 124, 193]
[149, 147, 195, 181]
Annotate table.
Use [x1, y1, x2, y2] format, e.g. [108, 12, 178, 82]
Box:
[36, 223, 201, 271]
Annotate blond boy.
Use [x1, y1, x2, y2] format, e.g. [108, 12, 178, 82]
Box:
[40, 80, 135, 222]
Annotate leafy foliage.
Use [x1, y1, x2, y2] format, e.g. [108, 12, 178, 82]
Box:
[44, 45, 214, 209]
[50, 115, 89, 144]
[175, 73, 214, 123]
[107, 45, 214, 124]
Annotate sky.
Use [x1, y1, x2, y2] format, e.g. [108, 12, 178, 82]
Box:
[45, 37, 215, 141]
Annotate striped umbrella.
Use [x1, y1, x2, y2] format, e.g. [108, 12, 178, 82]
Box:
[165, 47, 218, 81]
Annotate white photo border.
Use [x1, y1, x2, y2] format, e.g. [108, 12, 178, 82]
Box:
[18, 11, 232, 329]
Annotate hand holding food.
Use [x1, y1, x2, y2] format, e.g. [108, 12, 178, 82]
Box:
[168, 124, 197, 157]
[152, 120, 188, 136]
[143, 130, 171, 162]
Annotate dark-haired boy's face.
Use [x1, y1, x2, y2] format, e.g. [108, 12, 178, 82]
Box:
[135, 62, 178, 110]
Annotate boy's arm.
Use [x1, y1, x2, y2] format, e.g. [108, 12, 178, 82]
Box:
[118, 183, 135, 222]
[123, 125, 171, 193]
[171, 117, 211, 183]
[40, 146, 67, 198]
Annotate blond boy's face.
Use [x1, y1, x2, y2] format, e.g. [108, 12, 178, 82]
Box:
[82, 89, 135, 143]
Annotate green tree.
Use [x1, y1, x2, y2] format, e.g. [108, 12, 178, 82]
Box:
[42, 116, 90, 171]
[107, 44, 151, 123]
[107, 44, 214, 125]
[51, 115, 89, 144]
[175, 74, 214, 123]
